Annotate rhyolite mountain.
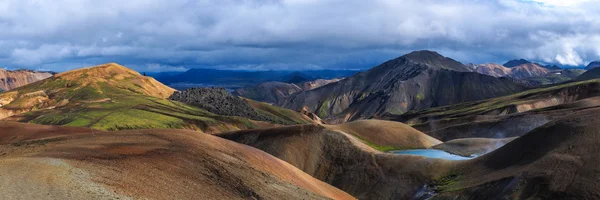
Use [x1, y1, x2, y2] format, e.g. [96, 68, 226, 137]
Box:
[506, 63, 550, 79]
[278, 50, 527, 123]
[0, 68, 54, 91]
[585, 60, 600, 70]
[474, 63, 512, 77]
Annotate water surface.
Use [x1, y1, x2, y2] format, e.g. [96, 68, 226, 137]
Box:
[391, 149, 474, 160]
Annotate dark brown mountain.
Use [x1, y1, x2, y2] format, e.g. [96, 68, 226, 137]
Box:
[278, 50, 526, 123]
[503, 59, 531, 68]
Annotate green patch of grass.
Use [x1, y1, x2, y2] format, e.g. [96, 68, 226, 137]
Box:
[317, 99, 331, 118]
[351, 134, 413, 152]
[430, 172, 463, 192]
[416, 93, 425, 101]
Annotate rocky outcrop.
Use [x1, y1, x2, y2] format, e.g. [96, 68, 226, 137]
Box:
[0, 68, 53, 91]
[279, 50, 525, 123]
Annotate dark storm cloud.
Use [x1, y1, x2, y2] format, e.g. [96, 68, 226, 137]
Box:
[0, 0, 599, 72]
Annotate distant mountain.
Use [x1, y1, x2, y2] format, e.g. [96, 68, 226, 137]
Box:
[544, 64, 562, 70]
[232, 78, 341, 103]
[508, 63, 550, 79]
[278, 50, 526, 123]
[585, 61, 600, 70]
[154, 68, 359, 89]
[503, 59, 531, 68]
[0, 68, 54, 91]
[475, 63, 512, 77]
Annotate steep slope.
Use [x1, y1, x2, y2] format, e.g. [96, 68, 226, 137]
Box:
[0, 121, 354, 200]
[503, 59, 531, 68]
[232, 82, 302, 103]
[475, 63, 512, 77]
[242, 98, 319, 124]
[576, 66, 600, 81]
[585, 60, 600, 70]
[0, 63, 270, 132]
[383, 79, 600, 140]
[217, 120, 450, 199]
[507, 63, 550, 79]
[279, 50, 526, 123]
[0, 68, 53, 91]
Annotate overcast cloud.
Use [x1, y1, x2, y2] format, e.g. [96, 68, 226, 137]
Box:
[0, 0, 599, 72]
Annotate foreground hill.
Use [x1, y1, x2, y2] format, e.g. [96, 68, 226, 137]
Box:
[0, 121, 353, 199]
[217, 120, 448, 199]
[279, 50, 526, 123]
[0, 63, 292, 132]
[383, 79, 600, 140]
[0, 68, 53, 91]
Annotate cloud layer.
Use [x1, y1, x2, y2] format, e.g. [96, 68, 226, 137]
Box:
[1, 0, 599, 72]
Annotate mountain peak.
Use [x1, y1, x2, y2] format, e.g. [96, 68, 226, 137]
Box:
[503, 59, 531, 68]
[400, 50, 472, 72]
[585, 61, 600, 70]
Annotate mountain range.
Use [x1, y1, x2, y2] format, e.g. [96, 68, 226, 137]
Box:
[277, 50, 527, 123]
[4, 50, 600, 199]
[154, 68, 359, 90]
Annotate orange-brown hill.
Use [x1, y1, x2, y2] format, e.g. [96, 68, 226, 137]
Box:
[217, 120, 452, 199]
[0, 121, 354, 200]
[0, 63, 309, 132]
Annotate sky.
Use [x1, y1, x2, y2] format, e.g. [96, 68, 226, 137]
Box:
[0, 0, 599, 72]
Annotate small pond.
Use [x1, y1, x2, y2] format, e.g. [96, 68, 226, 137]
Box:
[390, 149, 474, 160]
